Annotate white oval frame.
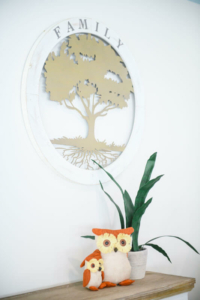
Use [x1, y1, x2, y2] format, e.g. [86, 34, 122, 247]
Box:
[21, 18, 144, 185]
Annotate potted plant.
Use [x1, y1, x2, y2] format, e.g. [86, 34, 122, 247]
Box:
[82, 153, 199, 279]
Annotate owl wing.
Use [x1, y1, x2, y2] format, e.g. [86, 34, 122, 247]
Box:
[83, 269, 91, 287]
[101, 271, 104, 280]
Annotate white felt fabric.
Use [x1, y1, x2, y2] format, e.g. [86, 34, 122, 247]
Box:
[102, 251, 131, 284]
[86, 270, 102, 289]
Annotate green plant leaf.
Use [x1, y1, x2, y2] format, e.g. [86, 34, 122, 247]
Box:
[145, 243, 172, 263]
[123, 190, 134, 228]
[92, 160, 123, 196]
[145, 235, 199, 254]
[81, 235, 95, 240]
[139, 152, 157, 188]
[131, 198, 152, 251]
[100, 181, 125, 229]
[135, 175, 163, 209]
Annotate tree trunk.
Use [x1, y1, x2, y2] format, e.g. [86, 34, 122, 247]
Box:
[86, 116, 96, 145]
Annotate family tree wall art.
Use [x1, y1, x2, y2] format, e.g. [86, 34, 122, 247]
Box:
[22, 18, 144, 184]
[44, 34, 133, 170]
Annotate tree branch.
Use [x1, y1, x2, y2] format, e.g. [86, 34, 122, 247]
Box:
[95, 103, 116, 117]
[105, 106, 117, 112]
[63, 100, 87, 120]
[98, 113, 107, 117]
[80, 96, 91, 116]
[92, 94, 97, 114]
[94, 101, 99, 109]
[86, 98, 90, 108]
[96, 104, 112, 114]
[93, 100, 99, 114]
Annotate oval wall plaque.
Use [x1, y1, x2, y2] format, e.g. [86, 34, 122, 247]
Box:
[21, 18, 144, 184]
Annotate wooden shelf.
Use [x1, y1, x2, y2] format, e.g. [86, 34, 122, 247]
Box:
[3, 272, 195, 300]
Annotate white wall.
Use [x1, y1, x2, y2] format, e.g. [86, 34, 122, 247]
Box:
[0, 0, 200, 299]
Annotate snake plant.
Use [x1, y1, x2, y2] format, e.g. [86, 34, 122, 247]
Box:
[82, 153, 199, 262]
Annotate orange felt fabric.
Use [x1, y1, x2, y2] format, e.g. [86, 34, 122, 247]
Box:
[92, 227, 134, 238]
[103, 281, 117, 287]
[102, 271, 104, 280]
[89, 286, 98, 291]
[99, 282, 106, 289]
[83, 269, 91, 287]
[118, 279, 135, 286]
[80, 249, 101, 267]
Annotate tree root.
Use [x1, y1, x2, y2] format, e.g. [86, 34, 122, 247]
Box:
[56, 146, 121, 169]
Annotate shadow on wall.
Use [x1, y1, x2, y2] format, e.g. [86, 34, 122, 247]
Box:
[67, 257, 82, 282]
[188, 0, 200, 4]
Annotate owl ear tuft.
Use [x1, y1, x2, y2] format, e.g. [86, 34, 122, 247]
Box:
[80, 259, 85, 268]
[92, 228, 103, 235]
[80, 249, 102, 268]
[92, 227, 134, 237]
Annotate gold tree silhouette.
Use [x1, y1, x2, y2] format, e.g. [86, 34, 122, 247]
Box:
[44, 34, 133, 169]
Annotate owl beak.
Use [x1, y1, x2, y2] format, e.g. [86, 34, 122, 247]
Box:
[114, 247, 118, 252]
[98, 267, 102, 271]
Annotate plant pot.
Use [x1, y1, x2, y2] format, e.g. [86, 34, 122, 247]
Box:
[128, 248, 148, 280]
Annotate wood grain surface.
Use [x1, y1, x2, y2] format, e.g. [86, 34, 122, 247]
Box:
[3, 271, 195, 300]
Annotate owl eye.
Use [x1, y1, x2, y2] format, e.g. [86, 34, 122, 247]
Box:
[99, 259, 103, 265]
[103, 239, 111, 247]
[91, 263, 95, 268]
[120, 239, 127, 246]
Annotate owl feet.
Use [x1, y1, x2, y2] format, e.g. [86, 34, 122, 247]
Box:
[98, 282, 107, 289]
[89, 286, 99, 291]
[118, 279, 135, 286]
[103, 281, 117, 287]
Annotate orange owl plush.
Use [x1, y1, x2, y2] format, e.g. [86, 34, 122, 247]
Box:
[92, 227, 135, 286]
[80, 249, 107, 291]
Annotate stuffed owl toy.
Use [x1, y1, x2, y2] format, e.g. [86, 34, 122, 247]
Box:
[92, 227, 135, 286]
[80, 249, 106, 291]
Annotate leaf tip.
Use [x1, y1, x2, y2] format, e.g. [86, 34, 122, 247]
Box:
[99, 180, 104, 190]
[150, 152, 157, 160]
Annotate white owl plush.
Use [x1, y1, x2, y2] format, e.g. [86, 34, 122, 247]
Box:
[92, 227, 135, 286]
[80, 250, 105, 291]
